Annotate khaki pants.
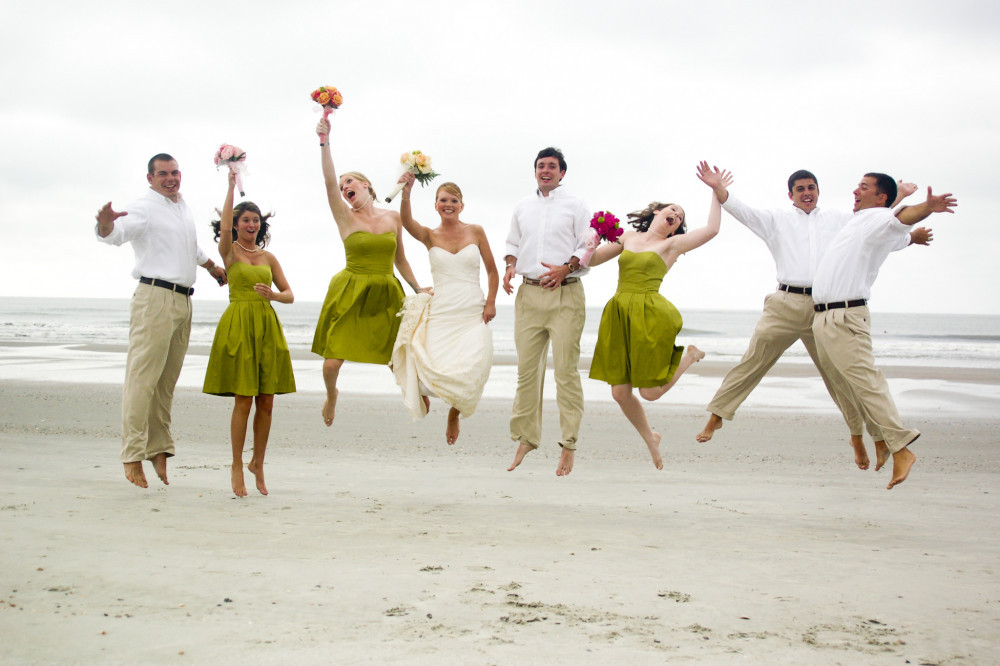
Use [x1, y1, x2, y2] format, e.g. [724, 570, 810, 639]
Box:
[510, 281, 585, 450]
[121, 283, 193, 463]
[811, 306, 919, 453]
[706, 290, 879, 439]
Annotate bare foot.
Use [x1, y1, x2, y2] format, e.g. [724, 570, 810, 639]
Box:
[887, 446, 917, 490]
[446, 407, 460, 445]
[322, 388, 338, 427]
[507, 442, 535, 472]
[247, 460, 267, 496]
[874, 440, 890, 471]
[123, 461, 148, 488]
[850, 435, 870, 470]
[422, 395, 431, 415]
[647, 432, 663, 470]
[686, 345, 706, 363]
[696, 413, 723, 443]
[556, 447, 575, 476]
[150, 453, 169, 485]
[231, 464, 247, 497]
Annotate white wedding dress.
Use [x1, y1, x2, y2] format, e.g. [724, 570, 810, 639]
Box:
[392, 245, 493, 420]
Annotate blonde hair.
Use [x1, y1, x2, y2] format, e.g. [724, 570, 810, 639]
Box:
[340, 171, 377, 200]
[435, 181, 463, 202]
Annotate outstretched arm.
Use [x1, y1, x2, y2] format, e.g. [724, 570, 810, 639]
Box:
[669, 162, 732, 254]
[217, 171, 237, 267]
[587, 239, 625, 267]
[896, 187, 957, 226]
[398, 172, 433, 248]
[317, 118, 352, 234]
[908, 227, 933, 246]
[95, 203, 127, 238]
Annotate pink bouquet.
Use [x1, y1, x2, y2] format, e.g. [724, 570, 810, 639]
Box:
[214, 144, 247, 196]
[580, 210, 623, 265]
[311, 85, 343, 143]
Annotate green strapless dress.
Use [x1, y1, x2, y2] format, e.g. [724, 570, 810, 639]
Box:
[589, 250, 684, 388]
[312, 231, 405, 363]
[203, 262, 296, 397]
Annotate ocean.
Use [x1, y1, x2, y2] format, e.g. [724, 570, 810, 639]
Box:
[2, 297, 999, 413]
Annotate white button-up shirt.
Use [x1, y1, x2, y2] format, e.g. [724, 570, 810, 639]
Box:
[96, 188, 211, 288]
[811, 207, 911, 304]
[722, 195, 852, 288]
[505, 186, 591, 279]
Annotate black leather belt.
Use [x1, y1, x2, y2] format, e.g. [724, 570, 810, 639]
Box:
[814, 299, 866, 312]
[523, 277, 579, 287]
[139, 276, 194, 297]
[778, 284, 812, 295]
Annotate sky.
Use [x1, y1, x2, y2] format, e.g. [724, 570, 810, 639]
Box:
[3, 0, 998, 314]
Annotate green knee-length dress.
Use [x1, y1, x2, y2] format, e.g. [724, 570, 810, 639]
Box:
[589, 250, 684, 388]
[203, 262, 296, 397]
[311, 231, 405, 364]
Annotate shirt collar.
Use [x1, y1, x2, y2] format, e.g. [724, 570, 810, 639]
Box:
[535, 185, 566, 200]
[146, 187, 185, 205]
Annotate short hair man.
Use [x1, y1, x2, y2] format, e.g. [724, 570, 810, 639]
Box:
[95, 154, 227, 488]
[812, 174, 956, 489]
[695, 169, 930, 470]
[503, 147, 591, 476]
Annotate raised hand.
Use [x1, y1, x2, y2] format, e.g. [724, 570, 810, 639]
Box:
[695, 161, 734, 202]
[316, 118, 331, 139]
[925, 187, 957, 214]
[95, 202, 127, 237]
[897, 180, 918, 200]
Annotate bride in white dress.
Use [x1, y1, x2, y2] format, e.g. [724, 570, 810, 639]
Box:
[392, 174, 499, 444]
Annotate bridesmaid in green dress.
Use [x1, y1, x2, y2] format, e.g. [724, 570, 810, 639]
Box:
[311, 117, 428, 427]
[587, 161, 732, 469]
[204, 171, 295, 497]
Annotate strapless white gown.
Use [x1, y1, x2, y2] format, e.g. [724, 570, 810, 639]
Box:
[392, 245, 493, 419]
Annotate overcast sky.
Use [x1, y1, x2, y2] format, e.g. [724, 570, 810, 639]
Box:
[4, 0, 998, 314]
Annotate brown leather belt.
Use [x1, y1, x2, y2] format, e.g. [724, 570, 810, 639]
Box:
[523, 277, 579, 287]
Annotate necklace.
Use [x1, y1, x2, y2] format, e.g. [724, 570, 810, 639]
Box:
[351, 193, 374, 211]
[648, 229, 668, 239]
[235, 241, 259, 253]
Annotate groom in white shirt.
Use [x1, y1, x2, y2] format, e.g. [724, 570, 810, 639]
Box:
[95, 154, 227, 488]
[503, 147, 591, 476]
[811, 173, 956, 489]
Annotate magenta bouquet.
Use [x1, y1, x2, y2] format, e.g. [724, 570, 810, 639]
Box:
[580, 210, 623, 265]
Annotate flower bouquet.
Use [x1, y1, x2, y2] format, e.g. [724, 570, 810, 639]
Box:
[214, 144, 247, 197]
[385, 150, 440, 203]
[580, 210, 624, 265]
[310, 85, 343, 143]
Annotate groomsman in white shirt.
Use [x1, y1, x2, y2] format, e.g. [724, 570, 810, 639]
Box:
[503, 147, 590, 476]
[695, 169, 930, 470]
[95, 154, 227, 488]
[811, 173, 956, 489]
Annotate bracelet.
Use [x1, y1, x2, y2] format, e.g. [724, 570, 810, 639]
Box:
[319, 142, 327, 147]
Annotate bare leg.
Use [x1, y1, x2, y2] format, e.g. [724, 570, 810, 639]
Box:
[874, 440, 890, 472]
[123, 461, 148, 488]
[248, 394, 273, 496]
[638, 345, 706, 402]
[888, 446, 917, 490]
[507, 442, 535, 472]
[446, 407, 460, 445]
[231, 396, 252, 497]
[850, 434, 870, 470]
[150, 453, 169, 485]
[321, 358, 343, 426]
[422, 395, 431, 414]
[612, 384, 662, 470]
[697, 413, 723, 443]
[556, 448, 575, 476]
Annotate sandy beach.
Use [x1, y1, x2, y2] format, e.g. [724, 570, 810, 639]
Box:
[2, 375, 999, 665]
